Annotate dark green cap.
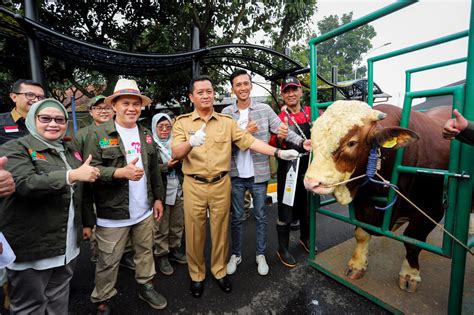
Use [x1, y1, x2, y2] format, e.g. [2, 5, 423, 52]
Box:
[88, 95, 107, 109]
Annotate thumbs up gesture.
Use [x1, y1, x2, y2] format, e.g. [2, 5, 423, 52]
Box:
[443, 109, 469, 140]
[0, 156, 15, 197]
[122, 157, 145, 181]
[69, 154, 101, 183]
[277, 116, 289, 141]
[190, 123, 207, 147]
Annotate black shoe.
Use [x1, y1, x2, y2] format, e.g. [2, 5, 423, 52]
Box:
[190, 280, 204, 298]
[299, 239, 318, 254]
[276, 224, 297, 268]
[96, 300, 111, 315]
[168, 250, 187, 265]
[214, 275, 232, 293]
[119, 253, 135, 270]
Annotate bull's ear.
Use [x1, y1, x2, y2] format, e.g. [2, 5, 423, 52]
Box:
[373, 127, 419, 149]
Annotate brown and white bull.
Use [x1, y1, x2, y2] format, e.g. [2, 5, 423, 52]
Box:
[304, 100, 451, 293]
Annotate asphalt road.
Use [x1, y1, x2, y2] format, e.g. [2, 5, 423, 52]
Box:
[1, 203, 390, 314]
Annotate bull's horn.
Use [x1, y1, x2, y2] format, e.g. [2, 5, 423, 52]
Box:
[369, 109, 386, 121]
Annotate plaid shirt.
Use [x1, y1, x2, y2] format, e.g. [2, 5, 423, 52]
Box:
[222, 100, 302, 183]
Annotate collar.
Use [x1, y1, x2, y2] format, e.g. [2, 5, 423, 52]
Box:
[23, 134, 59, 152]
[191, 110, 219, 121]
[11, 108, 24, 123]
[232, 99, 254, 113]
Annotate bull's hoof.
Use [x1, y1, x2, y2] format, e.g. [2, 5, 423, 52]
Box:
[344, 267, 366, 280]
[398, 274, 420, 293]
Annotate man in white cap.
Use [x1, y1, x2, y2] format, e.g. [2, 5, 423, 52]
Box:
[84, 79, 167, 313]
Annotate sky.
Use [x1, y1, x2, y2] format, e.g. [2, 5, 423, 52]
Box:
[251, 0, 471, 106]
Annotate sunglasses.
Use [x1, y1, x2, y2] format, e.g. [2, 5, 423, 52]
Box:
[14, 92, 46, 101]
[92, 106, 113, 112]
[36, 115, 68, 125]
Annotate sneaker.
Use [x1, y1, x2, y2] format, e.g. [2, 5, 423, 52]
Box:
[256, 255, 269, 276]
[226, 254, 241, 275]
[158, 256, 174, 275]
[138, 282, 167, 310]
[168, 250, 187, 264]
[119, 253, 135, 270]
[96, 300, 111, 315]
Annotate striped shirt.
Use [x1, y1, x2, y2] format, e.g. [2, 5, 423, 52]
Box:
[222, 100, 302, 183]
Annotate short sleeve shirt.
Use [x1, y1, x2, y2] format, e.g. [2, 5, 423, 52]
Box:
[172, 110, 255, 177]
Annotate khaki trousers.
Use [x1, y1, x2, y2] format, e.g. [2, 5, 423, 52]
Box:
[183, 175, 231, 281]
[90, 215, 156, 303]
[154, 195, 184, 256]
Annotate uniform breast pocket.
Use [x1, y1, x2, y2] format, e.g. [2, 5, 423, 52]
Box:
[35, 160, 63, 174]
[101, 147, 124, 164]
[213, 134, 230, 151]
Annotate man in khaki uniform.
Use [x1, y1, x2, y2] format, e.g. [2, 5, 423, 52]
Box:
[172, 75, 300, 298]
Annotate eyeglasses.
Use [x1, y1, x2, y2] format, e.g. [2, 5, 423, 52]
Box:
[36, 115, 68, 125]
[14, 92, 46, 101]
[92, 106, 113, 112]
[157, 125, 172, 131]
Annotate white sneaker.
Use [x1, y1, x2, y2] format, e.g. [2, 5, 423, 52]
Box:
[256, 255, 269, 276]
[226, 255, 241, 275]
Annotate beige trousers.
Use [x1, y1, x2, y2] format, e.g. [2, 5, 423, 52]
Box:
[154, 195, 184, 256]
[90, 215, 156, 303]
[183, 175, 231, 281]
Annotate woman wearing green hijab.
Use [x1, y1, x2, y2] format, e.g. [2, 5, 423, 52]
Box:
[0, 98, 98, 314]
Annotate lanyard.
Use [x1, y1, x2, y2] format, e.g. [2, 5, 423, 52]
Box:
[284, 107, 311, 141]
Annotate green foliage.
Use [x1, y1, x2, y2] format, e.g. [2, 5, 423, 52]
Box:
[0, 1, 373, 111]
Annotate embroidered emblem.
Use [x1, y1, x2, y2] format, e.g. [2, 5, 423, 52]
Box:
[28, 148, 47, 161]
[74, 151, 83, 162]
[99, 137, 119, 148]
[146, 134, 153, 144]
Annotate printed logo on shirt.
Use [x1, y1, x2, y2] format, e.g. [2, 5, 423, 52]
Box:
[4, 125, 19, 133]
[28, 148, 47, 161]
[127, 141, 142, 155]
[146, 134, 153, 144]
[99, 137, 119, 148]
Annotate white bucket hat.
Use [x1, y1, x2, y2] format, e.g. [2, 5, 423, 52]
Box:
[104, 79, 152, 106]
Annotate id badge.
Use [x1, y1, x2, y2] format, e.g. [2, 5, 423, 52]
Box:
[282, 158, 300, 207]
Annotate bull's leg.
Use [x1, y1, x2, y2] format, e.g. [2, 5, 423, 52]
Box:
[398, 220, 431, 293]
[345, 227, 371, 280]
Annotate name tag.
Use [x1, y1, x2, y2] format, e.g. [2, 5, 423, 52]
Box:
[4, 125, 19, 133]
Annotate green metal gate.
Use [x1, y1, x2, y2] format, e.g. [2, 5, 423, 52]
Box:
[307, 1, 474, 314]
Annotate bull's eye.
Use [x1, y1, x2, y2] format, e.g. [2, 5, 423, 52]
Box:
[347, 140, 358, 148]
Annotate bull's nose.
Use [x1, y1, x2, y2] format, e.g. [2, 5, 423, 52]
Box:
[303, 178, 321, 191]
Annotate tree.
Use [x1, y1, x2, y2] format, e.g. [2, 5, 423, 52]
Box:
[0, 2, 375, 111]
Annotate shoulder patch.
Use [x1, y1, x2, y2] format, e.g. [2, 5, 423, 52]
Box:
[217, 113, 233, 119]
[176, 113, 192, 121]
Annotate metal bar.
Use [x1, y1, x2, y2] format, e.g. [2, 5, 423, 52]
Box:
[406, 85, 465, 98]
[406, 57, 467, 74]
[370, 30, 468, 62]
[308, 194, 319, 261]
[309, 43, 319, 121]
[24, 0, 45, 89]
[448, 3, 474, 311]
[315, 101, 334, 109]
[367, 60, 374, 106]
[309, 1, 415, 45]
[397, 165, 470, 179]
[317, 207, 445, 256]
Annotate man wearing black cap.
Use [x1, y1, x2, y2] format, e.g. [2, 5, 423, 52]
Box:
[270, 76, 316, 268]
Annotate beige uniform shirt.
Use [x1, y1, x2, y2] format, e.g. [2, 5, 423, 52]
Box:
[172, 110, 255, 177]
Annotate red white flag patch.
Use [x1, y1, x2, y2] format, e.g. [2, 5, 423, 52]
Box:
[4, 126, 19, 133]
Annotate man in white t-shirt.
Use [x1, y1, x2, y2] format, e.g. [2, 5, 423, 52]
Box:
[221, 70, 310, 276]
[84, 79, 167, 314]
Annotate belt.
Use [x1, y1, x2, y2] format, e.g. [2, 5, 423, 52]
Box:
[188, 171, 228, 184]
